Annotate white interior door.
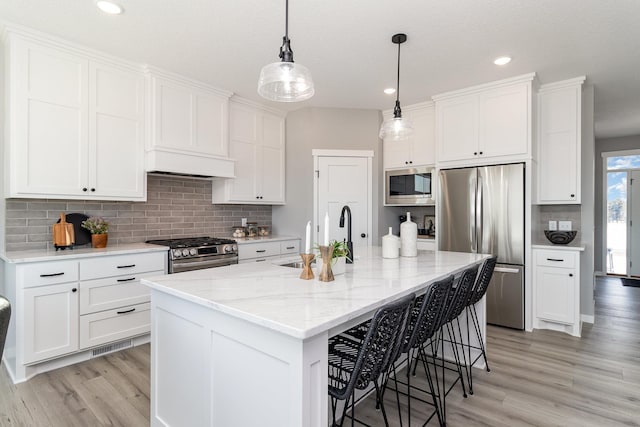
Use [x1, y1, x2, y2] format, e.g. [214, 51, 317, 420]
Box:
[315, 155, 372, 252]
[629, 170, 640, 276]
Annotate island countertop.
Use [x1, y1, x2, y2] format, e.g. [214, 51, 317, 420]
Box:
[142, 247, 488, 339]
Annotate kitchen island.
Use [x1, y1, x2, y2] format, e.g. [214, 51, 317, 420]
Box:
[141, 247, 488, 427]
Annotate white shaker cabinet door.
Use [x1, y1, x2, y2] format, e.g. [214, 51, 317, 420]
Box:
[436, 95, 478, 163]
[10, 38, 90, 197]
[23, 282, 79, 364]
[479, 83, 529, 158]
[89, 61, 145, 199]
[259, 113, 285, 203]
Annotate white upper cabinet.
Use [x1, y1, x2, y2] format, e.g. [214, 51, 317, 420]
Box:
[383, 102, 435, 169]
[5, 29, 146, 200]
[535, 77, 585, 204]
[146, 69, 234, 178]
[434, 73, 535, 166]
[212, 99, 285, 204]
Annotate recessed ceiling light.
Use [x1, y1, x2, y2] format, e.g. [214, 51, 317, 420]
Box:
[494, 56, 512, 66]
[384, 88, 396, 95]
[96, 1, 123, 15]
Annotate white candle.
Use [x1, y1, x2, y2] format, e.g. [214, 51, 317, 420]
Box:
[305, 221, 311, 254]
[324, 212, 330, 246]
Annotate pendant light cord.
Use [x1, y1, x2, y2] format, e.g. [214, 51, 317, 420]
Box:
[396, 41, 401, 103]
[285, 0, 289, 39]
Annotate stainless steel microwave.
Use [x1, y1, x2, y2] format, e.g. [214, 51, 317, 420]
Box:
[385, 167, 435, 206]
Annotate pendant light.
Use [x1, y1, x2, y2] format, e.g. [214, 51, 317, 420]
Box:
[258, 0, 314, 102]
[379, 33, 413, 140]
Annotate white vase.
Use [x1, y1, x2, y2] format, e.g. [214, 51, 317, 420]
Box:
[382, 227, 400, 259]
[400, 212, 417, 257]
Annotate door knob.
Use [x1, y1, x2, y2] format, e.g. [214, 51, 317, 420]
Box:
[360, 233, 366, 238]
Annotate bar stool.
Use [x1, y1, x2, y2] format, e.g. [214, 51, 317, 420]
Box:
[463, 255, 497, 395]
[387, 276, 454, 427]
[430, 264, 479, 423]
[328, 293, 415, 427]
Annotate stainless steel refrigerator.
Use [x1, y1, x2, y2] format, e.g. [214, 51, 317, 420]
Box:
[439, 163, 525, 329]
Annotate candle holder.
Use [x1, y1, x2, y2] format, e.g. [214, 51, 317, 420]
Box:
[318, 245, 334, 282]
[299, 253, 315, 280]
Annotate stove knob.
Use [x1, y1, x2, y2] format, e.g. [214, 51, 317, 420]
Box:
[189, 248, 198, 256]
[172, 249, 182, 258]
[182, 249, 190, 257]
[223, 245, 235, 254]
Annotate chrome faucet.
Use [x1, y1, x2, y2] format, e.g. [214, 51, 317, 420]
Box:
[339, 205, 353, 264]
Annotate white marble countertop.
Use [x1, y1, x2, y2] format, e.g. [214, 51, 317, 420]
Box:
[142, 247, 488, 339]
[1, 243, 168, 263]
[231, 235, 300, 244]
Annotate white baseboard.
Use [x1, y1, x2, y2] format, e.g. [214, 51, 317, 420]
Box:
[581, 314, 595, 324]
[594, 270, 607, 277]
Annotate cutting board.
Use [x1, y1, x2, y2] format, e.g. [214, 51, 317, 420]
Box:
[56, 213, 91, 246]
[53, 213, 75, 248]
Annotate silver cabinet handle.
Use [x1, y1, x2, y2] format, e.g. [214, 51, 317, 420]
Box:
[494, 267, 520, 274]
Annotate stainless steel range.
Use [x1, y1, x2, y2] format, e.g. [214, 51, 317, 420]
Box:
[146, 237, 238, 273]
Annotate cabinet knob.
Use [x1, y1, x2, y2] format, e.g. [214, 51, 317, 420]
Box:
[72, 288, 77, 293]
[91, 188, 96, 192]
[479, 151, 483, 155]
[569, 273, 573, 277]
[409, 161, 413, 164]
[570, 194, 575, 198]
[473, 152, 478, 156]
[256, 196, 259, 199]
[82, 188, 88, 192]
[360, 233, 366, 238]
[405, 161, 409, 165]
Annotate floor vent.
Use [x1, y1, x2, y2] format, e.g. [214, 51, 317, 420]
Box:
[91, 339, 132, 358]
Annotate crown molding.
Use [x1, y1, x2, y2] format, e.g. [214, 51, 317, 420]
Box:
[432, 72, 537, 101]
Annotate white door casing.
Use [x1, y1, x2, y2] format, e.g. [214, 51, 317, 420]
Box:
[630, 170, 640, 276]
[313, 150, 373, 253]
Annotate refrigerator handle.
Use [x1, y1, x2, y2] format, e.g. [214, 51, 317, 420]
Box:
[470, 174, 477, 252]
[477, 174, 483, 253]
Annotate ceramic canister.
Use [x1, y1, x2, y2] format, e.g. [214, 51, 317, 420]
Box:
[400, 212, 417, 257]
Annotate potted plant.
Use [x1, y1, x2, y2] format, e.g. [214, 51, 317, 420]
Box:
[81, 216, 110, 248]
[316, 240, 352, 275]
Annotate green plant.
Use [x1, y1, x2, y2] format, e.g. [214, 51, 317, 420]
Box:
[81, 216, 109, 234]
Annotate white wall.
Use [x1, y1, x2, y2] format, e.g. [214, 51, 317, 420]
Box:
[272, 107, 384, 243]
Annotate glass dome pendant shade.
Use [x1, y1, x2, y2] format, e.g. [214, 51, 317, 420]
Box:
[379, 33, 413, 141]
[258, 0, 314, 102]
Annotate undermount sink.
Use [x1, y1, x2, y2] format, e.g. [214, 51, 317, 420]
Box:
[278, 260, 316, 269]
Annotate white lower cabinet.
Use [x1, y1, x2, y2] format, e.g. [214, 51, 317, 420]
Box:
[8, 249, 167, 381]
[238, 238, 300, 263]
[23, 282, 79, 365]
[532, 247, 582, 337]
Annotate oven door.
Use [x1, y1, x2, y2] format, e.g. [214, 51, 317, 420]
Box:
[170, 254, 238, 273]
[385, 167, 435, 205]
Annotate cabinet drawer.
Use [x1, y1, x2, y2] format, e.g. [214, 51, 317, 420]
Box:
[238, 242, 281, 260]
[79, 302, 150, 349]
[535, 250, 576, 268]
[18, 261, 79, 288]
[80, 252, 166, 280]
[280, 240, 300, 255]
[79, 270, 163, 315]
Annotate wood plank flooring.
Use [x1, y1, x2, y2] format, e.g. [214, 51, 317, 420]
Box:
[1, 276, 640, 426]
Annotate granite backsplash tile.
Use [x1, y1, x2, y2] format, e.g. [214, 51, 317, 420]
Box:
[5, 175, 272, 251]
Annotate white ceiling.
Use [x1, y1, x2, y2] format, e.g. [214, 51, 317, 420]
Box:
[1, 0, 639, 139]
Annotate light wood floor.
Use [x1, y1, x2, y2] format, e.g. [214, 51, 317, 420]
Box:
[2, 276, 640, 426]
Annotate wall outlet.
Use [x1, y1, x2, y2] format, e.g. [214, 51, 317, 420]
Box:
[559, 221, 572, 231]
[548, 220, 557, 231]
[241, 218, 247, 227]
